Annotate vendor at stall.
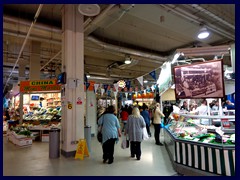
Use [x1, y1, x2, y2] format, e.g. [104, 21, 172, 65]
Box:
[3, 108, 10, 121]
[195, 99, 209, 125]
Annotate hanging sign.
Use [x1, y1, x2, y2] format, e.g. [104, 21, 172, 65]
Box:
[20, 79, 61, 92]
[117, 80, 126, 88]
[149, 70, 156, 81]
[113, 83, 119, 92]
[76, 97, 82, 105]
[126, 80, 131, 89]
[94, 83, 99, 93]
[137, 76, 143, 86]
[103, 84, 109, 93]
[75, 139, 89, 160]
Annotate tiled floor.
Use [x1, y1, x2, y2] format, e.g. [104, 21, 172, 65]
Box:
[3, 129, 176, 176]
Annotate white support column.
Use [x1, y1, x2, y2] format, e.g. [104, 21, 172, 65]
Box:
[29, 41, 41, 80]
[61, 5, 85, 157]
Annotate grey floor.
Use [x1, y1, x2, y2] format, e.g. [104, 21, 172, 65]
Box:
[3, 128, 177, 176]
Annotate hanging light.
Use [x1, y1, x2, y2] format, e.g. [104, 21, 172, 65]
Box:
[197, 27, 210, 39]
[124, 56, 132, 64]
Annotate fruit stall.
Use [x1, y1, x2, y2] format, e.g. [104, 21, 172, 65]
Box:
[17, 79, 62, 142]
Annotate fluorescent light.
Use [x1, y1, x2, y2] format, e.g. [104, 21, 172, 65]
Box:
[198, 27, 210, 39]
[144, 80, 148, 83]
[86, 74, 90, 78]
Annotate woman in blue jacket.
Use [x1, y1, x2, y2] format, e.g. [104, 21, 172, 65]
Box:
[98, 105, 121, 164]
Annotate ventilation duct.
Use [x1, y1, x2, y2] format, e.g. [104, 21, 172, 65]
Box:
[86, 36, 167, 62]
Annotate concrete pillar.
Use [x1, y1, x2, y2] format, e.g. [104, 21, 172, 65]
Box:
[61, 5, 85, 157]
[29, 41, 41, 80]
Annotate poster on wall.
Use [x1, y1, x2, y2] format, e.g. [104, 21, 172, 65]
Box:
[173, 59, 225, 99]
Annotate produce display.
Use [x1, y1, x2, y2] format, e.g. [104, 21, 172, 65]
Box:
[167, 117, 235, 145]
[23, 107, 61, 121]
[10, 126, 32, 137]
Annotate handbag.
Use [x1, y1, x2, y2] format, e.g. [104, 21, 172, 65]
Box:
[143, 127, 149, 140]
[121, 136, 129, 149]
[97, 131, 102, 143]
[97, 115, 105, 143]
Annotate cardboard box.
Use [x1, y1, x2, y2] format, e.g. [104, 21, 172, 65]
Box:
[15, 138, 32, 147]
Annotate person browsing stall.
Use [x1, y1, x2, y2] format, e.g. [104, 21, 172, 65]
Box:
[153, 103, 165, 146]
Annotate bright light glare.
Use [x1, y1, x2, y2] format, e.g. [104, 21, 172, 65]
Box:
[198, 31, 209, 39]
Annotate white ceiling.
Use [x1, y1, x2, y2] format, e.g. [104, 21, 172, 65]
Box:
[3, 4, 235, 94]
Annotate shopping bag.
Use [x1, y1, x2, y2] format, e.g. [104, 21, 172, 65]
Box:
[121, 136, 129, 149]
[143, 127, 149, 140]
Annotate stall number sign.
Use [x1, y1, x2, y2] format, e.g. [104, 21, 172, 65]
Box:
[68, 103, 72, 109]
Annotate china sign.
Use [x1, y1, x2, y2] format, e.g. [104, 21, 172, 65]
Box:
[20, 79, 61, 92]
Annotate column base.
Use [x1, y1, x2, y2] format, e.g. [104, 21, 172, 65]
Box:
[61, 149, 76, 158]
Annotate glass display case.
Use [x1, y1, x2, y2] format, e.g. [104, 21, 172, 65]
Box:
[164, 112, 235, 176]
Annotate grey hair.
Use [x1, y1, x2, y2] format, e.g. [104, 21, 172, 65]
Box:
[131, 107, 141, 118]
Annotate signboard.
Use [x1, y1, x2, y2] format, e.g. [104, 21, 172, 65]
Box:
[173, 59, 225, 99]
[117, 80, 126, 88]
[20, 79, 61, 92]
[68, 103, 72, 109]
[75, 139, 89, 160]
[76, 97, 82, 105]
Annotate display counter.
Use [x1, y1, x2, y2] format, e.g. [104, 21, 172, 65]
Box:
[164, 113, 235, 176]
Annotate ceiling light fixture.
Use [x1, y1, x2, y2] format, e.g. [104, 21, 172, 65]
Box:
[86, 74, 90, 78]
[78, 4, 101, 17]
[144, 80, 148, 83]
[124, 57, 132, 64]
[197, 27, 210, 39]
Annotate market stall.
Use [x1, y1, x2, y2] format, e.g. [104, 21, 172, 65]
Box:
[164, 113, 235, 176]
[18, 79, 62, 141]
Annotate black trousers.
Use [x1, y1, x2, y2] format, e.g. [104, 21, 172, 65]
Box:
[130, 141, 141, 158]
[102, 138, 116, 161]
[154, 124, 161, 144]
[146, 124, 151, 135]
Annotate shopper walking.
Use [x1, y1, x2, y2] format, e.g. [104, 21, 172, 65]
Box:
[140, 106, 151, 137]
[98, 105, 122, 164]
[153, 103, 165, 146]
[120, 105, 129, 132]
[125, 107, 146, 160]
